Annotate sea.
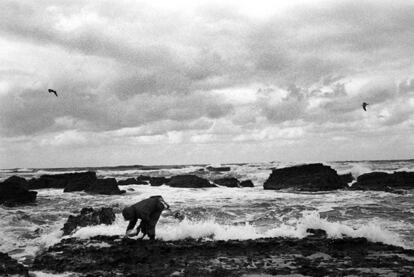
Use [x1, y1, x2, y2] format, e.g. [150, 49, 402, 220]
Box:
[1, 159, 413, 274]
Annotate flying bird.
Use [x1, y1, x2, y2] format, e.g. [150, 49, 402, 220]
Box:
[362, 102, 368, 111]
[48, 89, 58, 97]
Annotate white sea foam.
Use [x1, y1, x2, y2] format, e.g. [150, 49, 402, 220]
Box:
[71, 223, 124, 239]
[329, 161, 414, 179]
[31, 271, 79, 277]
[34, 170, 81, 176]
[70, 211, 408, 248]
[1, 160, 413, 266]
[96, 166, 203, 178]
[328, 162, 373, 178]
[286, 211, 407, 247]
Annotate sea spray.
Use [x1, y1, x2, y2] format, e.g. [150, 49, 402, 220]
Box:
[1, 159, 413, 265]
[70, 211, 409, 248]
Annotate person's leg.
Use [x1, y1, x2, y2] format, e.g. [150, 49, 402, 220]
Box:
[140, 220, 149, 239]
[135, 223, 142, 238]
[147, 211, 162, 240]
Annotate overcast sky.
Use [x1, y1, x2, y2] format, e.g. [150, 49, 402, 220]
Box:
[1, 0, 413, 168]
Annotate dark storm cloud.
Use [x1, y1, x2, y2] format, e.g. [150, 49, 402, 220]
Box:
[0, 1, 176, 69]
[2, 0, 413, 87]
[322, 79, 397, 113]
[0, 86, 232, 136]
[1, 0, 413, 139]
[239, 1, 414, 89]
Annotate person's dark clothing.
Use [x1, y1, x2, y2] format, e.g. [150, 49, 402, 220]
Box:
[122, 196, 167, 239]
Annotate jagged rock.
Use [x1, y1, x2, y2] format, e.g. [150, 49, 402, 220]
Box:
[117, 178, 138, 186]
[29, 171, 97, 190]
[0, 252, 29, 276]
[214, 177, 240, 187]
[240, 180, 254, 187]
[339, 173, 354, 184]
[137, 175, 151, 182]
[167, 175, 216, 188]
[206, 166, 231, 172]
[63, 172, 98, 192]
[306, 228, 327, 238]
[62, 207, 116, 236]
[63, 181, 87, 192]
[3, 176, 29, 189]
[149, 177, 170, 186]
[85, 178, 124, 195]
[0, 176, 37, 206]
[31, 233, 414, 276]
[350, 171, 414, 191]
[264, 163, 346, 191]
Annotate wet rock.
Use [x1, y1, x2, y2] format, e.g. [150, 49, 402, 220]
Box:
[31, 233, 414, 276]
[3, 176, 29, 189]
[240, 180, 254, 187]
[339, 173, 354, 184]
[206, 166, 231, 172]
[29, 171, 97, 190]
[137, 175, 151, 182]
[149, 177, 170, 186]
[167, 175, 216, 188]
[214, 177, 240, 187]
[85, 178, 124, 195]
[0, 176, 37, 206]
[264, 163, 346, 191]
[117, 178, 138, 186]
[306, 228, 327, 238]
[0, 252, 29, 277]
[62, 207, 116, 236]
[350, 171, 414, 191]
[63, 172, 98, 192]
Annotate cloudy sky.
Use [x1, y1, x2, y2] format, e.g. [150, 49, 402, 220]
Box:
[1, 0, 413, 168]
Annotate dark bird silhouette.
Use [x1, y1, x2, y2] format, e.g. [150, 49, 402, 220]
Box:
[362, 102, 368, 111]
[48, 89, 58, 97]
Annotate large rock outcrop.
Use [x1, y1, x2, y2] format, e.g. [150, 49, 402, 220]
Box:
[29, 171, 97, 190]
[206, 166, 231, 172]
[339, 173, 354, 185]
[136, 175, 151, 182]
[117, 178, 139, 186]
[0, 252, 29, 276]
[350, 171, 414, 191]
[85, 178, 124, 195]
[214, 177, 240, 187]
[149, 177, 170, 186]
[62, 207, 116, 236]
[167, 175, 216, 188]
[0, 176, 37, 206]
[117, 177, 149, 186]
[31, 232, 414, 276]
[240, 180, 254, 187]
[264, 163, 346, 191]
[2, 175, 29, 189]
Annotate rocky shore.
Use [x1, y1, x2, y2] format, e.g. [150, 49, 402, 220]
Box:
[350, 171, 414, 192]
[264, 163, 348, 191]
[2, 163, 413, 208]
[30, 230, 414, 276]
[0, 252, 29, 277]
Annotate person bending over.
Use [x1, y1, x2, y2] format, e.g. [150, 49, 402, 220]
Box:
[122, 195, 169, 240]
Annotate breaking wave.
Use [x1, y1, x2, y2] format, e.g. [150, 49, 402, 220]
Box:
[71, 211, 409, 249]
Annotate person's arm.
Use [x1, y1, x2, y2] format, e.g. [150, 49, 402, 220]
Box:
[126, 217, 137, 231]
[159, 197, 170, 210]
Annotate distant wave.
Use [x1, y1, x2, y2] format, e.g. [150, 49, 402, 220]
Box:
[328, 160, 414, 178]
